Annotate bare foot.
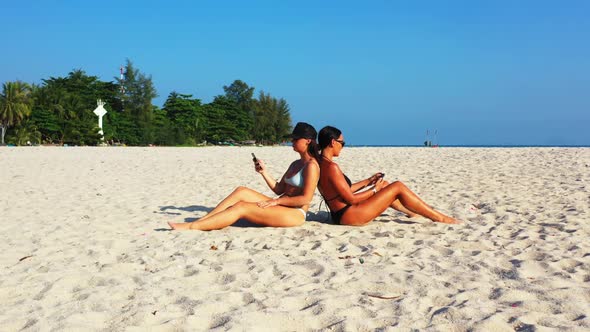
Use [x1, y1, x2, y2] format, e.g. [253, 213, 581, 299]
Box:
[437, 216, 461, 224]
[168, 221, 192, 230]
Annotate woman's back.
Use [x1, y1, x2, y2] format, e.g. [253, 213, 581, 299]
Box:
[318, 158, 351, 213]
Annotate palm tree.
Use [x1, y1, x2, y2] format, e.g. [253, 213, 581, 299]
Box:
[11, 121, 42, 146]
[0, 81, 32, 145]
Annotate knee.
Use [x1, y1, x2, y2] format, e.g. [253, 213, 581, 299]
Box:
[233, 186, 249, 195]
[227, 201, 249, 217]
[383, 181, 404, 195]
[231, 200, 248, 209]
[389, 181, 405, 189]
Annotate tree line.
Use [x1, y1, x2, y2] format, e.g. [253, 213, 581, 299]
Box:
[0, 60, 293, 146]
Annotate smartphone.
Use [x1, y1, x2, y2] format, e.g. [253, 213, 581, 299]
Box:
[252, 153, 262, 171]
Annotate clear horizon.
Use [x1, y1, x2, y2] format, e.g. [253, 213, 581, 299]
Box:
[1, 1, 589, 145]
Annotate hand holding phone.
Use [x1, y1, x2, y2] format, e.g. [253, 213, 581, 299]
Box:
[369, 172, 385, 185]
[252, 153, 263, 173]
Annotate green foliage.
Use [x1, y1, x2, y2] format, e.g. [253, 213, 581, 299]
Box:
[1, 70, 293, 146]
[252, 91, 292, 144]
[201, 103, 237, 142]
[30, 103, 60, 143]
[208, 95, 250, 141]
[223, 80, 255, 138]
[0, 81, 32, 144]
[163, 92, 203, 144]
[117, 59, 158, 145]
[152, 106, 175, 145]
[6, 119, 42, 145]
[30, 70, 110, 145]
[223, 79, 254, 106]
[104, 110, 141, 145]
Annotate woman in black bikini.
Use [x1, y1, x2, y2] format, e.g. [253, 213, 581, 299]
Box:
[168, 122, 320, 230]
[317, 126, 459, 225]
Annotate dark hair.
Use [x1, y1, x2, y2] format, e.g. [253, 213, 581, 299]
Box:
[291, 122, 320, 161]
[318, 126, 342, 151]
[307, 139, 321, 163]
[291, 122, 317, 140]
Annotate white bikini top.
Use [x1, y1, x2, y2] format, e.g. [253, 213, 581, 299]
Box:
[284, 167, 305, 188]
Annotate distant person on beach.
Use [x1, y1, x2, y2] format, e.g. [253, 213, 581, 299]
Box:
[168, 122, 320, 230]
[316, 126, 459, 225]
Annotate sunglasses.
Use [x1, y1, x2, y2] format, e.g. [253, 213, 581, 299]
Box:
[334, 139, 346, 147]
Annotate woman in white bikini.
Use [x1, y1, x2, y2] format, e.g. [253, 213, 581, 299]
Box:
[168, 122, 320, 231]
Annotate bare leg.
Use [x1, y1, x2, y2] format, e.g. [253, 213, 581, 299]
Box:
[381, 181, 417, 217]
[391, 199, 418, 218]
[168, 201, 305, 231]
[198, 186, 271, 221]
[341, 181, 458, 226]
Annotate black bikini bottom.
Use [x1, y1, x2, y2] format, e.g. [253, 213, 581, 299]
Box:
[330, 205, 351, 224]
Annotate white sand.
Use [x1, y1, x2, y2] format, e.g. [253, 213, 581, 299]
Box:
[1, 146, 589, 331]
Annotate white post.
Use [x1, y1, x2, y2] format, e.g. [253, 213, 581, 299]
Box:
[93, 99, 108, 141]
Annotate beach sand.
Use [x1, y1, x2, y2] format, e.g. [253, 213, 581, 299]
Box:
[1, 146, 589, 331]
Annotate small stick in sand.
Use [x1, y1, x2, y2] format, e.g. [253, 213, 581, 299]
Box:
[366, 293, 401, 300]
[19, 255, 34, 262]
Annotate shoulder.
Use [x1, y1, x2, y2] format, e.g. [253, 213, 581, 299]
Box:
[303, 159, 320, 172]
[319, 160, 341, 177]
[324, 161, 340, 172]
[305, 158, 319, 167]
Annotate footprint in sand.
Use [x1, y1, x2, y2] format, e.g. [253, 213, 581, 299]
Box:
[218, 273, 236, 285]
[209, 315, 231, 329]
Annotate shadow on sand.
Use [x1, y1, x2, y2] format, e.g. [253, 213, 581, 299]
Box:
[154, 206, 416, 232]
[158, 205, 212, 215]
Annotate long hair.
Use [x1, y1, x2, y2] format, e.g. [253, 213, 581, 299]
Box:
[307, 138, 321, 162]
[291, 122, 320, 162]
[318, 126, 342, 151]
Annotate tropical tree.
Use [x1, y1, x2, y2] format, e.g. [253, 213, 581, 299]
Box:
[163, 92, 203, 145]
[208, 95, 250, 141]
[117, 59, 157, 144]
[34, 70, 116, 145]
[252, 91, 292, 144]
[223, 80, 255, 138]
[1, 72, 294, 146]
[0, 81, 32, 145]
[7, 120, 42, 145]
[151, 106, 175, 145]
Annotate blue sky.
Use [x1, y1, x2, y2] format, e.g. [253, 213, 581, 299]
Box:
[1, 0, 589, 145]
